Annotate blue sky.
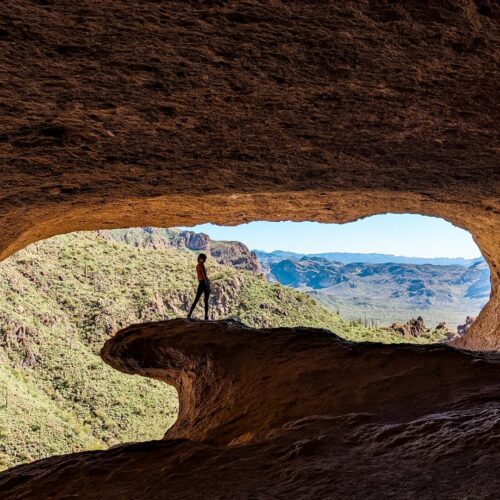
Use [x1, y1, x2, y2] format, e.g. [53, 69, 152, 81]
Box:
[182, 214, 481, 258]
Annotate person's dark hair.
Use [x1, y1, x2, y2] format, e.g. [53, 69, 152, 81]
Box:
[198, 253, 207, 262]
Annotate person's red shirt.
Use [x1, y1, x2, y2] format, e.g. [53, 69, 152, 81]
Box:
[196, 263, 205, 281]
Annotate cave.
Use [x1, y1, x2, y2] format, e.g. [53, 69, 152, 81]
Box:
[0, 0, 499, 498]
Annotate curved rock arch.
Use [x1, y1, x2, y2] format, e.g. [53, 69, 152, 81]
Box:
[0, 1, 498, 349]
[1, 190, 498, 349]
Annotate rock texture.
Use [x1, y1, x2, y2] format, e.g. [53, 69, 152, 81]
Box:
[458, 315, 477, 336]
[1, 319, 499, 498]
[0, 0, 498, 348]
[100, 227, 263, 274]
[389, 316, 426, 338]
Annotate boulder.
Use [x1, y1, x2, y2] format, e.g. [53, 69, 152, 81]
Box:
[389, 316, 426, 338]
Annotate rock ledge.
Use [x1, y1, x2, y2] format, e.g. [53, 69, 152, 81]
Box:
[2, 320, 498, 498]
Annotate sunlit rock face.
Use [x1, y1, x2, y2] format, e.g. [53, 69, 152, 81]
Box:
[0, 0, 498, 348]
[1, 320, 499, 498]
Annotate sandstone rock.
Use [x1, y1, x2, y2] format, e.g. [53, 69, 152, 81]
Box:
[1, 319, 499, 498]
[210, 242, 262, 275]
[446, 331, 461, 342]
[175, 230, 211, 252]
[435, 321, 458, 342]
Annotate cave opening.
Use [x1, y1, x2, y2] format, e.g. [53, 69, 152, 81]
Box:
[0, 213, 492, 470]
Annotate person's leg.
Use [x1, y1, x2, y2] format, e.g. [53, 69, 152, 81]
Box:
[188, 282, 203, 318]
[203, 283, 210, 320]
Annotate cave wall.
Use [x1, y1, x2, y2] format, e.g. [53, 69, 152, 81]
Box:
[0, 1, 498, 348]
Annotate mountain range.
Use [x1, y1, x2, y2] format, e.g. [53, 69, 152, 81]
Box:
[100, 229, 489, 328]
[254, 250, 483, 267]
[103, 229, 489, 328]
[257, 252, 490, 328]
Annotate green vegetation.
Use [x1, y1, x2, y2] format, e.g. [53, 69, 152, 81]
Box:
[0, 232, 444, 470]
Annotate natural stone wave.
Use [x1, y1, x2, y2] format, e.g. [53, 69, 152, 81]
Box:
[100, 319, 500, 444]
[1, 319, 499, 498]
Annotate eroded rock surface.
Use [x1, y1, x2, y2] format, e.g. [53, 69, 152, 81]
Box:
[0, 1, 498, 348]
[1, 319, 499, 499]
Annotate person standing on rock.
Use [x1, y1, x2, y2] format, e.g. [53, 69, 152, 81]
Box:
[187, 253, 211, 320]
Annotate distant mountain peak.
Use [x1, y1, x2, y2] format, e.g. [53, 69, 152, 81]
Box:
[257, 251, 489, 328]
[254, 249, 484, 267]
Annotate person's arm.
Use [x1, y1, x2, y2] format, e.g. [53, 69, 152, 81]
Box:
[202, 264, 210, 287]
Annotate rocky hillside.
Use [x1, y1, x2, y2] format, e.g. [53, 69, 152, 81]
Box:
[0, 230, 444, 470]
[258, 253, 490, 328]
[100, 227, 262, 275]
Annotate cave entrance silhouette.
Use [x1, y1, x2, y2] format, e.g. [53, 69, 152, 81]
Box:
[0, 214, 493, 470]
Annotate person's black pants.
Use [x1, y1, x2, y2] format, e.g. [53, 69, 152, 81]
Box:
[188, 280, 210, 319]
